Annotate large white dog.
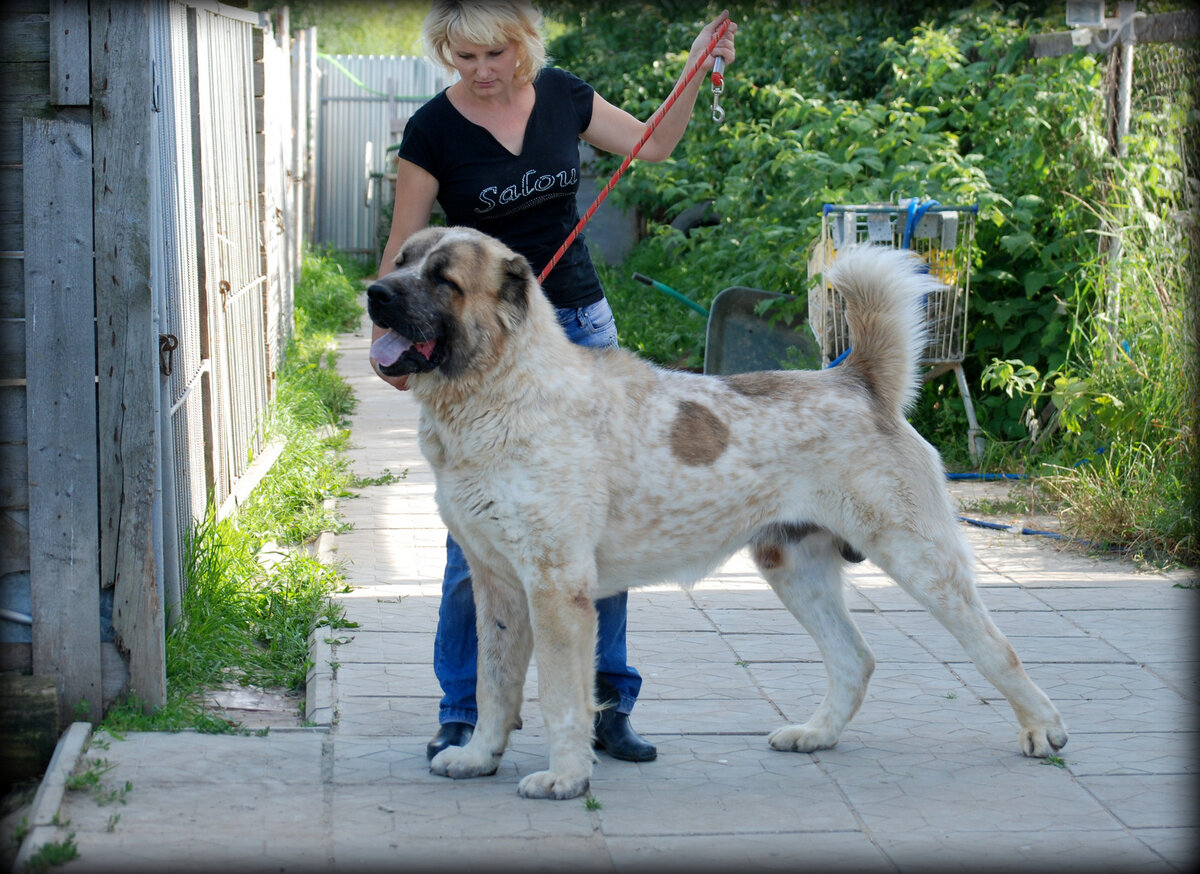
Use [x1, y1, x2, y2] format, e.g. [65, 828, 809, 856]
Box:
[367, 227, 1068, 800]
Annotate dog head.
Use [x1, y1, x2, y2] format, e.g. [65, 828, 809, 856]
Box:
[367, 227, 533, 379]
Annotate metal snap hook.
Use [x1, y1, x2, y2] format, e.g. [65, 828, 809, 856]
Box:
[710, 56, 726, 124]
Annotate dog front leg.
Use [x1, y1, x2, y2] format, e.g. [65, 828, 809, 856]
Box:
[431, 570, 532, 780]
[517, 582, 598, 800]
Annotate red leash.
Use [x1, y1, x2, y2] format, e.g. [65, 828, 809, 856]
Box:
[538, 19, 730, 285]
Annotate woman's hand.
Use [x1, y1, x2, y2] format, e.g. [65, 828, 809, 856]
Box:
[692, 10, 737, 72]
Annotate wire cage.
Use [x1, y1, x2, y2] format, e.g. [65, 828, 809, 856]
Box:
[807, 200, 985, 460]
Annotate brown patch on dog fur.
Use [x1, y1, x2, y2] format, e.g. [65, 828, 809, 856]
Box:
[750, 522, 819, 570]
[723, 372, 793, 399]
[752, 542, 785, 570]
[669, 401, 729, 466]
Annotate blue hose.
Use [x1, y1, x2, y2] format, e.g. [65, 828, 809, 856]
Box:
[956, 515, 1125, 552]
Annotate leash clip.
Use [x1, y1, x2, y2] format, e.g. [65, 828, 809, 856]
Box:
[710, 56, 725, 124]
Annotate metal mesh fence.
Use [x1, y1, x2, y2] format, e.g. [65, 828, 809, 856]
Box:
[1135, 39, 1198, 205]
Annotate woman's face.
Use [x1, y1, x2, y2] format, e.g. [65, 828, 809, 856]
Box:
[447, 40, 520, 98]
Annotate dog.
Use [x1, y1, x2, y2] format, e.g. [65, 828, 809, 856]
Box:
[367, 226, 1068, 800]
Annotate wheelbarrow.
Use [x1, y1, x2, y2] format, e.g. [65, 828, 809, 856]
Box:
[633, 273, 821, 376]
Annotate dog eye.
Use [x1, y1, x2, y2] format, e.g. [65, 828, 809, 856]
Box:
[435, 271, 463, 295]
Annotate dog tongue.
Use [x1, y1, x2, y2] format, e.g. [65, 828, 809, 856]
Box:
[414, 339, 437, 360]
[371, 330, 412, 367]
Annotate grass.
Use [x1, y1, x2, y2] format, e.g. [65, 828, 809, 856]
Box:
[64, 759, 130, 808]
[101, 246, 374, 734]
[1044, 440, 1195, 567]
[22, 834, 78, 873]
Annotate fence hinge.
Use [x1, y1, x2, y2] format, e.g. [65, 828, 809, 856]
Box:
[219, 279, 232, 310]
[159, 333, 178, 376]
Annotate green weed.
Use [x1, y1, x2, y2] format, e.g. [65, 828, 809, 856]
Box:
[350, 468, 407, 488]
[64, 759, 130, 807]
[22, 833, 78, 872]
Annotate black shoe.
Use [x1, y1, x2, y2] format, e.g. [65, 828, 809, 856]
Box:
[593, 708, 657, 762]
[593, 676, 656, 762]
[426, 722, 473, 760]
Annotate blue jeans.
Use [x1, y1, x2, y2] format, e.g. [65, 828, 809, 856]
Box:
[434, 298, 642, 725]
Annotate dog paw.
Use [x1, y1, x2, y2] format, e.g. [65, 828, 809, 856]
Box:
[517, 769, 590, 800]
[768, 723, 839, 753]
[430, 742, 500, 779]
[1019, 722, 1069, 758]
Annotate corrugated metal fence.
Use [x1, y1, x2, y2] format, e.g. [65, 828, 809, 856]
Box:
[315, 54, 452, 259]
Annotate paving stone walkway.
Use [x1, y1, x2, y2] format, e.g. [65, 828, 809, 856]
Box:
[26, 311, 1197, 873]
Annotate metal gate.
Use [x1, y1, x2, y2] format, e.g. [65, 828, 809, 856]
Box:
[149, 1, 290, 618]
[192, 8, 272, 511]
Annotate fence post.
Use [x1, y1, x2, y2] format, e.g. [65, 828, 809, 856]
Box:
[92, 0, 167, 711]
[24, 117, 102, 726]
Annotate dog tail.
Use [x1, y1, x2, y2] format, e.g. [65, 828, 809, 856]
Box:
[825, 245, 939, 420]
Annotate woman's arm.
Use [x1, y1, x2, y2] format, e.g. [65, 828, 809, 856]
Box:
[370, 158, 439, 391]
[581, 11, 736, 163]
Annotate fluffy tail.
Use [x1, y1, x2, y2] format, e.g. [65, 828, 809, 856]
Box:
[825, 245, 940, 420]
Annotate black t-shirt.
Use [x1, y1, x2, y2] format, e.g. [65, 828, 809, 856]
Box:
[397, 67, 603, 309]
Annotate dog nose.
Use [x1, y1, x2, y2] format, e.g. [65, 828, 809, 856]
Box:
[367, 282, 393, 305]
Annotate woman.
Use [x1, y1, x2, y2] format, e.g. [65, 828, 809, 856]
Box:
[370, 0, 736, 763]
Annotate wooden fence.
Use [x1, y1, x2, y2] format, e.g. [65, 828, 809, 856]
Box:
[0, 0, 318, 726]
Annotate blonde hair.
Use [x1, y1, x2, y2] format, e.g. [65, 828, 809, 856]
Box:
[422, 0, 548, 85]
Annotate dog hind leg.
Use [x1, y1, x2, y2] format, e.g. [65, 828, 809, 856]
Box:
[431, 569, 531, 779]
[876, 524, 1068, 757]
[752, 526, 875, 753]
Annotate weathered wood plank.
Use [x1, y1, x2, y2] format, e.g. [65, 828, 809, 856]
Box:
[0, 508, 29, 578]
[0, 673, 60, 783]
[23, 115, 102, 725]
[0, 443, 29, 509]
[0, 319, 24, 381]
[0, 12, 50, 65]
[0, 383, 28, 444]
[0, 60, 51, 101]
[0, 167, 24, 251]
[0, 258, 24, 319]
[49, 0, 90, 106]
[92, 0, 166, 711]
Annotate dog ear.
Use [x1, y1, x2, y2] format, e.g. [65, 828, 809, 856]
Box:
[499, 255, 531, 315]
